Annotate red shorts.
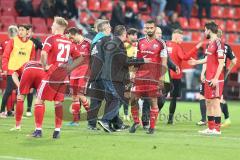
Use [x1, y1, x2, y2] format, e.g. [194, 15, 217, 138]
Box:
[19, 68, 46, 95]
[204, 81, 224, 99]
[70, 78, 88, 96]
[131, 85, 160, 98]
[37, 81, 67, 102]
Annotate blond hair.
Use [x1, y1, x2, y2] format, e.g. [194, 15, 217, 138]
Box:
[54, 16, 68, 29]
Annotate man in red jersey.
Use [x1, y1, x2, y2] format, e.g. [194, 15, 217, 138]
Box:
[166, 29, 202, 124]
[189, 21, 225, 135]
[66, 27, 91, 126]
[129, 20, 167, 134]
[32, 17, 84, 139]
[10, 61, 46, 131]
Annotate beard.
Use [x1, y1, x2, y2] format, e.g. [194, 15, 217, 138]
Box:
[147, 32, 154, 37]
[206, 34, 211, 39]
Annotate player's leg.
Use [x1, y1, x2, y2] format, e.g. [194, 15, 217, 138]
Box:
[221, 97, 231, 127]
[197, 83, 207, 125]
[147, 97, 159, 134]
[213, 98, 221, 134]
[26, 89, 34, 116]
[142, 98, 150, 129]
[6, 91, 16, 116]
[129, 97, 140, 133]
[79, 94, 90, 111]
[11, 94, 25, 130]
[68, 95, 81, 126]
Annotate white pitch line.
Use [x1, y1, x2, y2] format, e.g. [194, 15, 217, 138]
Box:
[0, 156, 35, 160]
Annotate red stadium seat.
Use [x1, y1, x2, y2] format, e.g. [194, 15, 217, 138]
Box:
[211, 0, 220, 4]
[200, 18, 211, 28]
[75, 0, 87, 9]
[191, 32, 203, 41]
[16, 16, 31, 25]
[126, 1, 138, 13]
[32, 18, 48, 33]
[178, 17, 189, 29]
[88, 0, 100, 11]
[226, 20, 237, 32]
[68, 20, 76, 28]
[32, 0, 41, 12]
[79, 12, 90, 24]
[211, 6, 223, 18]
[0, 16, 15, 31]
[88, 12, 100, 25]
[189, 18, 201, 30]
[235, 8, 240, 19]
[140, 14, 151, 22]
[223, 8, 235, 19]
[215, 20, 226, 31]
[1, 0, 18, 16]
[228, 33, 239, 43]
[100, 0, 113, 12]
[191, 5, 198, 17]
[232, 0, 240, 5]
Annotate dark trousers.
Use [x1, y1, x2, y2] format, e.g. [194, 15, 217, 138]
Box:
[198, 2, 211, 19]
[1, 75, 16, 112]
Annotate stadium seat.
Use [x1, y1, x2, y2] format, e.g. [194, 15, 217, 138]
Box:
[223, 8, 235, 19]
[235, 8, 240, 19]
[126, 1, 138, 13]
[88, 0, 100, 11]
[232, 0, 240, 5]
[200, 18, 210, 28]
[75, 0, 87, 9]
[191, 32, 203, 41]
[140, 14, 151, 22]
[189, 18, 201, 30]
[191, 5, 198, 17]
[226, 20, 237, 32]
[211, 6, 223, 18]
[178, 17, 189, 29]
[0, 16, 15, 31]
[88, 12, 100, 25]
[32, 18, 48, 33]
[100, 0, 113, 12]
[1, 0, 18, 16]
[16, 16, 31, 25]
[79, 12, 90, 24]
[68, 20, 76, 28]
[32, 0, 41, 12]
[215, 20, 226, 31]
[228, 33, 239, 43]
[211, 0, 220, 4]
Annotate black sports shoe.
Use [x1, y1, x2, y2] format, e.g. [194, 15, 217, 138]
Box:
[98, 120, 111, 133]
[88, 125, 100, 131]
[7, 111, 14, 117]
[129, 123, 140, 133]
[53, 130, 60, 139]
[114, 124, 130, 132]
[143, 125, 150, 130]
[32, 130, 42, 138]
[146, 128, 155, 134]
[167, 120, 173, 125]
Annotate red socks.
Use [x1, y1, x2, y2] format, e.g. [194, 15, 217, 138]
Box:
[82, 99, 89, 111]
[15, 100, 24, 127]
[7, 91, 16, 112]
[71, 102, 80, 122]
[34, 104, 45, 129]
[208, 121, 215, 130]
[131, 106, 140, 124]
[55, 104, 63, 129]
[150, 107, 159, 129]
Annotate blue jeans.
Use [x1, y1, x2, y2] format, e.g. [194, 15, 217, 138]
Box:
[101, 80, 123, 122]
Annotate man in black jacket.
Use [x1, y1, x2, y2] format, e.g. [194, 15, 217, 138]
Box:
[92, 25, 146, 132]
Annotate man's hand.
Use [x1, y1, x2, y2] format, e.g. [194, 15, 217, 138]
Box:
[196, 41, 203, 49]
[176, 66, 180, 74]
[143, 58, 152, 63]
[188, 58, 197, 66]
[209, 78, 218, 87]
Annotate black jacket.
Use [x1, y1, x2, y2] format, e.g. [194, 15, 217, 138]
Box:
[90, 36, 144, 84]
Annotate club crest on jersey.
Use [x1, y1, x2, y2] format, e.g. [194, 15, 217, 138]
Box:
[153, 44, 158, 49]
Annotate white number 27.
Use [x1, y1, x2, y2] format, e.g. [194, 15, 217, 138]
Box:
[57, 43, 70, 62]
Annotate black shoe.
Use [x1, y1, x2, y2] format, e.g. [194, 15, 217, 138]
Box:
[98, 120, 111, 133]
[32, 130, 42, 138]
[129, 123, 140, 133]
[88, 125, 100, 131]
[146, 128, 155, 134]
[53, 130, 60, 139]
[143, 124, 150, 130]
[167, 120, 173, 125]
[7, 111, 14, 117]
[114, 124, 130, 132]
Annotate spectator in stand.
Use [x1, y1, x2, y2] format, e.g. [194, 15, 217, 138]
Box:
[56, 0, 78, 19]
[197, 0, 211, 19]
[165, 0, 179, 16]
[151, 0, 167, 18]
[163, 12, 182, 40]
[110, 0, 125, 30]
[180, 0, 194, 21]
[125, 7, 142, 29]
[15, 0, 35, 16]
[39, 0, 56, 18]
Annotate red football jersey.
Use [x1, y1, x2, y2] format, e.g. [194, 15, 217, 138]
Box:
[135, 37, 167, 81]
[167, 41, 198, 79]
[205, 38, 225, 81]
[16, 61, 43, 76]
[42, 34, 81, 82]
[70, 38, 91, 79]
[0, 39, 9, 56]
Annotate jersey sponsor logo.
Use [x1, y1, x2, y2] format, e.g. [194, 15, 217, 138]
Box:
[153, 44, 158, 49]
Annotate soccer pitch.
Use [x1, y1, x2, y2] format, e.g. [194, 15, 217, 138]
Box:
[0, 100, 239, 160]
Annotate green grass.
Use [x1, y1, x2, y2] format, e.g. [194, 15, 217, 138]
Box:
[0, 99, 240, 160]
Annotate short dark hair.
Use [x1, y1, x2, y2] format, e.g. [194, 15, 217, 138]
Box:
[114, 25, 126, 37]
[18, 24, 31, 30]
[97, 20, 110, 32]
[67, 27, 80, 35]
[145, 20, 156, 26]
[127, 28, 138, 35]
[205, 21, 218, 34]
